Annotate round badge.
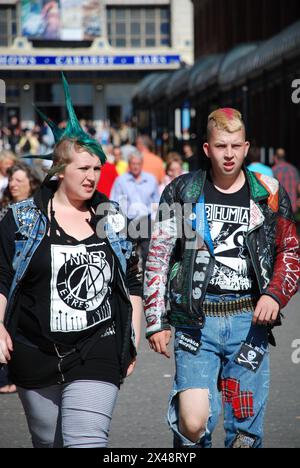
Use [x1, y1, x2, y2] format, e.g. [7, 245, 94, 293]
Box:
[189, 213, 196, 221]
[107, 213, 125, 232]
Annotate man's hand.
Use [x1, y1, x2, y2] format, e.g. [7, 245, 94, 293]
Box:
[0, 323, 13, 364]
[148, 330, 172, 358]
[252, 295, 280, 326]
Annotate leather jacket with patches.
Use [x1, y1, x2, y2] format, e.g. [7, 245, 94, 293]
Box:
[144, 166, 300, 338]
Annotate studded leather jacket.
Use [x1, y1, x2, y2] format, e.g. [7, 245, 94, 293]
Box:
[144, 167, 300, 338]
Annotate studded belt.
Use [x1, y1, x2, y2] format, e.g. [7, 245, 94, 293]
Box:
[202, 296, 257, 317]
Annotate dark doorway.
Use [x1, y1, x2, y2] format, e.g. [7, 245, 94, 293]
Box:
[107, 105, 121, 127]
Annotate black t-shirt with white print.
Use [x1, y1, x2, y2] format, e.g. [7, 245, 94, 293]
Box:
[9, 217, 121, 388]
[18, 230, 116, 345]
[204, 174, 256, 295]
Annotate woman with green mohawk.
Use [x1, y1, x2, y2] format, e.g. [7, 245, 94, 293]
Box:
[0, 74, 143, 448]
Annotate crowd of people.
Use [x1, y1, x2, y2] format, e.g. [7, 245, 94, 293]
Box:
[0, 90, 299, 448]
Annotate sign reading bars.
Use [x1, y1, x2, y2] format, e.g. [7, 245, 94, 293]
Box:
[0, 54, 181, 69]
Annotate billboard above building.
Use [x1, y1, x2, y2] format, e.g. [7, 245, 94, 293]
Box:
[21, 0, 103, 41]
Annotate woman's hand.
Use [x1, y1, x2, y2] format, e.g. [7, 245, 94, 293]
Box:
[0, 323, 13, 364]
[126, 357, 137, 377]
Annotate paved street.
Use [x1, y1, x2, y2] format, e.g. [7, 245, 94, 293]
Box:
[1, 293, 299, 448]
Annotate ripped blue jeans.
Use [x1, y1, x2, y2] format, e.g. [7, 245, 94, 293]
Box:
[168, 294, 270, 448]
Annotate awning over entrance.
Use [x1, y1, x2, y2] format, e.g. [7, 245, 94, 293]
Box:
[145, 72, 171, 102]
[166, 66, 191, 99]
[218, 43, 259, 90]
[189, 54, 223, 94]
[227, 20, 300, 87]
[132, 73, 158, 102]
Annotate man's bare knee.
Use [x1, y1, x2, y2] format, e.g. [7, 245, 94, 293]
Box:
[178, 388, 209, 442]
[179, 416, 208, 443]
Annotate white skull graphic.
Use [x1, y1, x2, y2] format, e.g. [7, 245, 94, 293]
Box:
[247, 350, 257, 362]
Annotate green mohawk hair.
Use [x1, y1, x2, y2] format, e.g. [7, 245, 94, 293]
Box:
[26, 72, 107, 164]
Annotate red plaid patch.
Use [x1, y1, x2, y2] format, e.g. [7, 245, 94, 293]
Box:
[232, 392, 254, 419]
[220, 378, 240, 403]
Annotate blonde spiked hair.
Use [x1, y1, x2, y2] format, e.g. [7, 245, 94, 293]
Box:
[207, 108, 245, 140]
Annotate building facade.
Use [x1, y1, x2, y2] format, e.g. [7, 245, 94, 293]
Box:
[193, 0, 300, 57]
[0, 0, 193, 128]
[133, 1, 300, 166]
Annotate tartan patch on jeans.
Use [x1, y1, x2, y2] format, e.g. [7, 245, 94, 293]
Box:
[220, 378, 240, 403]
[232, 392, 254, 419]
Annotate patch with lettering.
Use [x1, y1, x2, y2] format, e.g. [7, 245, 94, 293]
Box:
[231, 431, 259, 448]
[178, 333, 201, 355]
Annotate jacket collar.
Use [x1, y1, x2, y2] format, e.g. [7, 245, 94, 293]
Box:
[244, 168, 270, 202]
[181, 163, 270, 204]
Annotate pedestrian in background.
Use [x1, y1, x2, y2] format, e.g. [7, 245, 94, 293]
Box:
[136, 135, 165, 185]
[111, 151, 159, 269]
[272, 148, 300, 213]
[0, 161, 41, 221]
[0, 150, 17, 200]
[182, 142, 200, 172]
[159, 153, 186, 195]
[113, 146, 128, 175]
[247, 147, 273, 177]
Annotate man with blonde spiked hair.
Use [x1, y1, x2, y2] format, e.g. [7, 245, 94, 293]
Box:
[144, 108, 299, 448]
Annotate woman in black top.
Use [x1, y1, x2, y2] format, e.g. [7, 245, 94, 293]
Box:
[0, 137, 143, 448]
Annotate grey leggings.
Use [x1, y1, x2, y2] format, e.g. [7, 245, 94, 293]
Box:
[17, 380, 118, 448]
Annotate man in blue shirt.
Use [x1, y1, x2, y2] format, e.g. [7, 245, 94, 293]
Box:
[247, 147, 273, 177]
[111, 152, 160, 267]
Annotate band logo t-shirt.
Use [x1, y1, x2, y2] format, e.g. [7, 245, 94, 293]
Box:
[11, 223, 121, 388]
[204, 175, 255, 294]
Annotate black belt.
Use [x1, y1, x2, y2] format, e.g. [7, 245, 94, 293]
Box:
[202, 296, 257, 317]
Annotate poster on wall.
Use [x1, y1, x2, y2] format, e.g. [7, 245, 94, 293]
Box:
[21, 0, 103, 40]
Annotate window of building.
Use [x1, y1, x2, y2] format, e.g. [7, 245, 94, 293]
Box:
[6, 84, 20, 103]
[0, 4, 18, 46]
[107, 6, 170, 48]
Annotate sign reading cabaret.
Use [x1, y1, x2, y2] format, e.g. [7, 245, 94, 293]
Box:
[0, 54, 180, 68]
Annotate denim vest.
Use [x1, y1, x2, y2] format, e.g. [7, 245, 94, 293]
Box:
[9, 198, 132, 306]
